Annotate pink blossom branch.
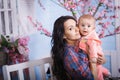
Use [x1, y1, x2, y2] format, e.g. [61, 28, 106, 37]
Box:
[99, 26, 120, 38]
[50, 0, 120, 38]
[93, 2, 101, 16]
[38, 0, 45, 10]
[50, 0, 67, 9]
[102, 32, 120, 38]
[70, 8, 77, 19]
[27, 16, 52, 37]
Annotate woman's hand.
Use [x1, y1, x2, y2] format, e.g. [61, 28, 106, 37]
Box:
[97, 54, 106, 65]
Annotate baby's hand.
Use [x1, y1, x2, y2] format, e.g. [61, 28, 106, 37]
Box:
[97, 54, 106, 64]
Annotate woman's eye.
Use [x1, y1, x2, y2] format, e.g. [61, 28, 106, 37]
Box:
[82, 24, 84, 27]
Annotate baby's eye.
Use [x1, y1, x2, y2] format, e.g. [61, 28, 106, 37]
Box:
[69, 28, 72, 30]
[88, 25, 91, 27]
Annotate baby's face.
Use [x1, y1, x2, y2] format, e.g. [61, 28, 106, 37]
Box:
[78, 19, 95, 36]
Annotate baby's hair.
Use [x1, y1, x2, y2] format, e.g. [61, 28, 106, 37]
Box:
[78, 14, 95, 24]
[78, 14, 96, 29]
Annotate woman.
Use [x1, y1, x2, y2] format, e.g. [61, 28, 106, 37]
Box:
[51, 16, 105, 80]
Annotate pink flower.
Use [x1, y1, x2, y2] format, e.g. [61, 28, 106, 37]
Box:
[17, 45, 29, 59]
[99, 29, 105, 38]
[99, 0, 106, 4]
[37, 26, 42, 31]
[114, 26, 120, 33]
[17, 45, 26, 55]
[103, 22, 110, 29]
[18, 36, 30, 46]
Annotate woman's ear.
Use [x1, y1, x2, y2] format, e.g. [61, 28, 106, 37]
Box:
[63, 35, 67, 39]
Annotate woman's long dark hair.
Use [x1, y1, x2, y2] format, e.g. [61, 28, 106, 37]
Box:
[51, 16, 77, 80]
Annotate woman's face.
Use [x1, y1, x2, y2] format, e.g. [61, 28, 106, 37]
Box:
[63, 19, 80, 45]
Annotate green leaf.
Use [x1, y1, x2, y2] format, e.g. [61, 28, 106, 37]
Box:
[7, 43, 12, 48]
[14, 39, 19, 47]
[1, 35, 9, 47]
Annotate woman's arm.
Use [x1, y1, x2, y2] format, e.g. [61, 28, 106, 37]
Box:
[89, 53, 106, 80]
[89, 58, 98, 80]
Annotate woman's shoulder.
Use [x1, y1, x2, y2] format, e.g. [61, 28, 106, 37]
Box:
[64, 45, 76, 56]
